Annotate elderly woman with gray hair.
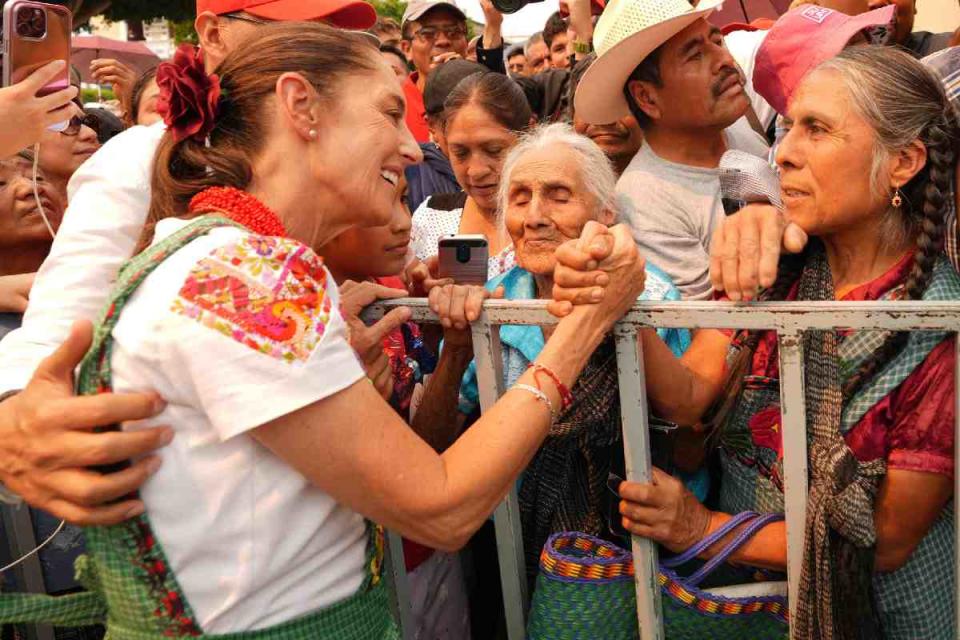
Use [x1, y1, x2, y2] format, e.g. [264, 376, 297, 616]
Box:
[412, 123, 691, 585]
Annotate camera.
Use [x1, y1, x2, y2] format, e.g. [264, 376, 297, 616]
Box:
[15, 6, 46, 39]
[491, 0, 543, 14]
[456, 244, 471, 264]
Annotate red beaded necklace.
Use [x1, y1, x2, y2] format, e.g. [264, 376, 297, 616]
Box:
[188, 186, 288, 237]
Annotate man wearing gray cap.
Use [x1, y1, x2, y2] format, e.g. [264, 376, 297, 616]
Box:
[400, 0, 507, 142]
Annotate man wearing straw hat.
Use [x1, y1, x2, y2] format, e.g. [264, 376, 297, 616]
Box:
[575, 0, 769, 300]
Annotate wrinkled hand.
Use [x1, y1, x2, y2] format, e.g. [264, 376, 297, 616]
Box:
[0, 60, 80, 158]
[340, 280, 412, 400]
[0, 321, 172, 525]
[548, 221, 623, 317]
[708, 204, 808, 301]
[0, 273, 35, 314]
[428, 283, 504, 347]
[560, 224, 646, 332]
[618, 467, 712, 554]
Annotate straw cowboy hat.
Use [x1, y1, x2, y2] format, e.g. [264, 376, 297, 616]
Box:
[574, 0, 724, 124]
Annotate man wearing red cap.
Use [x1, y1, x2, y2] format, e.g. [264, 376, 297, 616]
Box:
[0, 1, 379, 525]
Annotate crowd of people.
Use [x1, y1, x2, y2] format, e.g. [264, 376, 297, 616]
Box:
[0, 0, 958, 638]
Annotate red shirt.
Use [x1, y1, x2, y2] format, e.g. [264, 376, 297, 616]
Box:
[402, 73, 430, 144]
[723, 253, 955, 478]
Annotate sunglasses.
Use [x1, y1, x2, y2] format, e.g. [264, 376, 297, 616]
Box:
[61, 114, 99, 137]
[413, 25, 467, 43]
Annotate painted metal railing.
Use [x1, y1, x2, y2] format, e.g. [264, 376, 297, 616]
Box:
[367, 299, 960, 640]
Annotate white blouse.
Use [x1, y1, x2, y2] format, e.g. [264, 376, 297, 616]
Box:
[110, 218, 368, 633]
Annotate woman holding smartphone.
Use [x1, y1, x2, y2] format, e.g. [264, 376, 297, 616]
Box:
[410, 71, 533, 279]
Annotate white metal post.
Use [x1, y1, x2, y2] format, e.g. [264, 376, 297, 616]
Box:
[363, 298, 960, 640]
[472, 315, 529, 640]
[613, 324, 664, 640]
[384, 530, 414, 640]
[777, 331, 809, 636]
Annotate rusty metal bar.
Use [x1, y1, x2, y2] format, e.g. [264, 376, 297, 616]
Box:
[471, 315, 529, 640]
[384, 530, 414, 640]
[777, 331, 809, 635]
[362, 299, 960, 639]
[613, 325, 664, 640]
[368, 299, 960, 333]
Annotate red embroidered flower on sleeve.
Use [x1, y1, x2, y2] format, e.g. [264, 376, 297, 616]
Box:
[172, 235, 333, 363]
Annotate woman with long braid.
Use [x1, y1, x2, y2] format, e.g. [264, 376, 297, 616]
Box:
[554, 46, 960, 639]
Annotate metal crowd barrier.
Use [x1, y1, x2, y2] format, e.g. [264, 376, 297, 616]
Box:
[367, 298, 960, 640]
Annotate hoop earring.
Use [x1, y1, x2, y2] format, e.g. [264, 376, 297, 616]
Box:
[891, 188, 902, 209]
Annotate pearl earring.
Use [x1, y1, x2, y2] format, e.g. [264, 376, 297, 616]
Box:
[308, 129, 318, 140]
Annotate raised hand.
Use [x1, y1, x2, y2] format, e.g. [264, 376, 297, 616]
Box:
[89, 58, 138, 112]
[0, 60, 80, 157]
[479, 0, 504, 49]
[548, 220, 616, 317]
[708, 203, 808, 302]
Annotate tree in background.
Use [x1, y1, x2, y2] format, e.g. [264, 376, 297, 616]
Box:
[370, 0, 406, 26]
[46, 0, 192, 28]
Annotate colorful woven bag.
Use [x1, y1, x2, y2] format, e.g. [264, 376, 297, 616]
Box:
[527, 533, 638, 640]
[526, 512, 788, 640]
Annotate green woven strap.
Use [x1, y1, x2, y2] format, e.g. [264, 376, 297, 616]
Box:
[0, 592, 106, 627]
[76, 215, 242, 397]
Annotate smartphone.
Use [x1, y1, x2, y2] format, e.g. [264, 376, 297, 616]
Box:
[2, 1, 71, 95]
[438, 235, 489, 285]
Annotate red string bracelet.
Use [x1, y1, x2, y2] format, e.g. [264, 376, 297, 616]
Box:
[528, 363, 573, 411]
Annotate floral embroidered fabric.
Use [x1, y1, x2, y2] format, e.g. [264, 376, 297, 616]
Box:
[172, 235, 333, 363]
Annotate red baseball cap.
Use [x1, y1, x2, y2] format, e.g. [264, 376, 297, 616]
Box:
[720, 18, 775, 36]
[753, 3, 895, 116]
[196, 0, 377, 30]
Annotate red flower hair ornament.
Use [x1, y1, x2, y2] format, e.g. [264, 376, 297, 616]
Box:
[156, 44, 222, 144]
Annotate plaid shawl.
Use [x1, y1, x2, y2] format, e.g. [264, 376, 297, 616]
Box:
[518, 337, 622, 587]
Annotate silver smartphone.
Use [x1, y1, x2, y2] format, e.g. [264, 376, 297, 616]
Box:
[438, 234, 489, 285]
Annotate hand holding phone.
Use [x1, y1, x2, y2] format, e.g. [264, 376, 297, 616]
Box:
[0, 60, 78, 156]
[438, 235, 489, 285]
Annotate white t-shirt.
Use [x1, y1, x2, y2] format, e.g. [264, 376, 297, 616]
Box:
[724, 29, 778, 132]
[110, 217, 367, 632]
[0, 122, 165, 394]
[617, 123, 769, 300]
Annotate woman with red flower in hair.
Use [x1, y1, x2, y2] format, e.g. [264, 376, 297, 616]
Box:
[0, 21, 645, 639]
